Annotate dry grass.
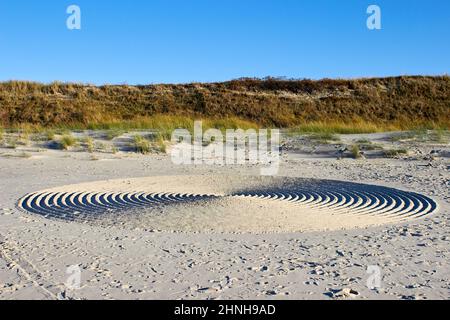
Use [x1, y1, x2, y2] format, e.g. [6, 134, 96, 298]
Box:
[4, 137, 18, 149]
[104, 129, 124, 140]
[43, 130, 56, 141]
[289, 120, 401, 134]
[153, 134, 167, 153]
[0, 76, 448, 131]
[57, 135, 78, 150]
[132, 134, 168, 154]
[350, 145, 362, 159]
[81, 137, 95, 153]
[307, 132, 340, 143]
[133, 135, 151, 154]
[86, 115, 259, 139]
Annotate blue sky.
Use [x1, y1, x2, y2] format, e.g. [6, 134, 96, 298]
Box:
[0, 0, 449, 84]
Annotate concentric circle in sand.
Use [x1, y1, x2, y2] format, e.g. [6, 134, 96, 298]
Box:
[17, 175, 438, 233]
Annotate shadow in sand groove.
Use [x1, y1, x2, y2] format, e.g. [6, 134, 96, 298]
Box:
[17, 178, 437, 225]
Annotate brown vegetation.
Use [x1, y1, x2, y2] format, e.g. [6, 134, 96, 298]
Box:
[0, 76, 448, 130]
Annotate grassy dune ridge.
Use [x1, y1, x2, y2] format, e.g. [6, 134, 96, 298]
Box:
[0, 76, 449, 133]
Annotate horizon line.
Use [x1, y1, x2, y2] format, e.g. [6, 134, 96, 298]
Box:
[1, 73, 449, 87]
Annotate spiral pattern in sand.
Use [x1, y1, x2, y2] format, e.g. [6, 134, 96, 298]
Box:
[17, 176, 438, 233]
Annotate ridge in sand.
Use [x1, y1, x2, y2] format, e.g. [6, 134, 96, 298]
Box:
[17, 175, 438, 234]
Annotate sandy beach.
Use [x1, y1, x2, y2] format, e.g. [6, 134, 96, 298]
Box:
[2, 0, 449, 307]
[0, 131, 448, 300]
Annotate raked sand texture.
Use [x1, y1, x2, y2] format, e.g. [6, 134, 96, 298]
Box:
[17, 176, 437, 233]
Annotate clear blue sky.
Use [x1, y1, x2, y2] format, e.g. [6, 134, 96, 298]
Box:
[0, 0, 449, 84]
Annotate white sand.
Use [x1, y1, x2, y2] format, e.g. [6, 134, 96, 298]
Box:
[0, 134, 449, 300]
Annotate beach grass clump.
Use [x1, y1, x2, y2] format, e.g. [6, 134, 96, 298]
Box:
[43, 130, 56, 141]
[79, 137, 95, 153]
[133, 135, 151, 154]
[4, 137, 18, 149]
[350, 145, 362, 159]
[155, 135, 167, 153]
[132, 133, 168, 154]
[57, 134, 78, 150]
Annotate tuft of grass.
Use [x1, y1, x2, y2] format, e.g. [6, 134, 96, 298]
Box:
[133, 135, 151, 154]
[81, 137, 95, 153]
[5, 138, 18, 149]
[350, 144, 362, 159]
[155, 135, 167, 153]
[58, 135, 78, 150]
[43, 130, 56, 141]
[0, 127, 4, 142]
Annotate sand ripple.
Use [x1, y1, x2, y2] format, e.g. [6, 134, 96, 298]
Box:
[17, 175, 438, 233]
